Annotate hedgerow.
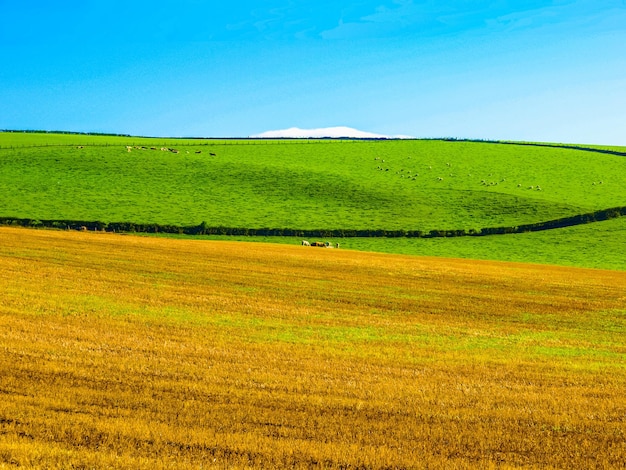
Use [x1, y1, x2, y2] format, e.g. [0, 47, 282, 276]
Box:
[1, 205, 624, 238]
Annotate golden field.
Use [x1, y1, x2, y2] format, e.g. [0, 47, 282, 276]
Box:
[1, 227, 625, 469]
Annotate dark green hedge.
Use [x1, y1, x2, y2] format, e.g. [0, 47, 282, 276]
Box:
[1, 206, 624, 238]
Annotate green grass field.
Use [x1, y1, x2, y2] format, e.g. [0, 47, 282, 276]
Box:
[1, 132, 625, 269]
[152, 216, 626, 271]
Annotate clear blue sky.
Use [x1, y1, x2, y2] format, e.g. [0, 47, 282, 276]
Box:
[1, 1, 625, 144]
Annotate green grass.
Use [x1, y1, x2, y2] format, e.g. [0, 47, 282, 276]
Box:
[143, 216, 626, 271]
[2, 133, 625, 231]
[1, 132, 625, 269]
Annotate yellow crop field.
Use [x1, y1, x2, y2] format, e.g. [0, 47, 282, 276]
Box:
[1, 227, 625, 468]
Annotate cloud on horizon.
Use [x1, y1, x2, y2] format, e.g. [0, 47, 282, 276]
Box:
[251, 126, 413, 139]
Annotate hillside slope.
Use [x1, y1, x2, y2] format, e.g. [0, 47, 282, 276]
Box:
[1, 133, 624, 231]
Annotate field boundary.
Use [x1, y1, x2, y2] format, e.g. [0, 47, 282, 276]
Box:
[2, 133, 625, 156]
[481, 140, 626, 157]
[1, 206, 624, 238]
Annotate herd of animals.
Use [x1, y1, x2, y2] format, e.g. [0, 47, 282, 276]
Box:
[301, 240, 339, 248]
[373, 156, 547, 191]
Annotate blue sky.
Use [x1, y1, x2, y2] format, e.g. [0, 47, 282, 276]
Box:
[1, 1, 625, 144]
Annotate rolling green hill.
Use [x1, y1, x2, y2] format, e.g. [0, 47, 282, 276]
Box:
[1, 132, 625, 232]
[1, 131, 625, 269]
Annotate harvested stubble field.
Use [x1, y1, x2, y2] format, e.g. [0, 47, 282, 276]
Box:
[1, 227, 625, 469]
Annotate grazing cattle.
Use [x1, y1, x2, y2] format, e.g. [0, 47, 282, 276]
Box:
[301, 240, 310, 246]
[76, 146, 84, 149]
[311, 241, 330, 247]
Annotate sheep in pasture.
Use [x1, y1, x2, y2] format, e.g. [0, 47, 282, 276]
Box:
[210, 153, 216, 156]
[529, 186, 534, 190]
[437, 177, 443, 181]
[301, 240, 310, 246]
[195, 150, 202, 154]
[517, 184, 522, 187]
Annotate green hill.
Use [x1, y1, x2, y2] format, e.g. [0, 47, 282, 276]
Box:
[1, 132, 625, 231]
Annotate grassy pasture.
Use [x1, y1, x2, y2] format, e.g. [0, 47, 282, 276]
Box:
[153, 215, 626, 271]
[1, 133, 625, 232]
[1, 227, 625, 468]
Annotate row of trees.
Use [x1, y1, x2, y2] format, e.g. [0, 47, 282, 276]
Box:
[1, 206, 624, 238]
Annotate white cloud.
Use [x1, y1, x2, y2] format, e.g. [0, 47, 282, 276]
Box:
[250, 126, 413, 139]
